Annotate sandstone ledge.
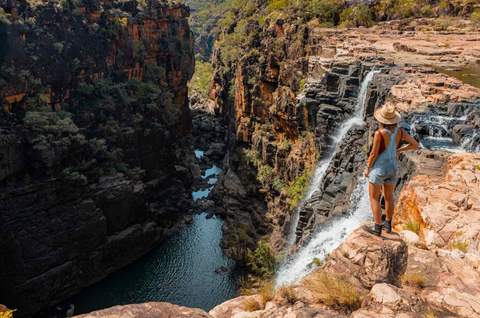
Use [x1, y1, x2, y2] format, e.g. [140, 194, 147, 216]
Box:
[75, 302, 211, 318]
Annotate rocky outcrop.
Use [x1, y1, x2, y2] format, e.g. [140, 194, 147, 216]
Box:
[75, 302, 212, 318]
[0, 0, 195, 316]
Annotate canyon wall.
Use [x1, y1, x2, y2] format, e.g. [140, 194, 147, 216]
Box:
[209, 16, 318, 256]
[208, 6, 380, 257]
[0, 0, 194, 316]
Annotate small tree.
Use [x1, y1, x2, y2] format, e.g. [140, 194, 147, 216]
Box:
[246, 240, 277, 279]
[340, 5, 374, 28]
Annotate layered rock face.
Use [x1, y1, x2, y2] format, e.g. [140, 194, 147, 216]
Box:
[0, 0, 194, 316]
[209, 18, 318, 256]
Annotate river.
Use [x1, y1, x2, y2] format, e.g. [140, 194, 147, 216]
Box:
[62, 150, 239, 316]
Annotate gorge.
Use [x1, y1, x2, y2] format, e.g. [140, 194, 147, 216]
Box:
[1, 1, 480, 318]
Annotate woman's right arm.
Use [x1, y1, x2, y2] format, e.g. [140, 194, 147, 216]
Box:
[398, 129, 419, 153]
[364, 131, 381, 177]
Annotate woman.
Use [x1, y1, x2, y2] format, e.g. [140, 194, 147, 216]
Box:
[364, 104, 419, 236]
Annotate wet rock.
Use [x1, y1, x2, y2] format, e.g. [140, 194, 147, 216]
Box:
[214, 266, 229, 274]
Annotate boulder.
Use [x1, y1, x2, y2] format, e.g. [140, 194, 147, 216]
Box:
[399, 230, 420, 245]
[322, 226, 408, 291]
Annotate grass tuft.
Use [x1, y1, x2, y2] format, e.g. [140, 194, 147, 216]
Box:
[451, 240, 469, 253]
[259, 280, 274, 304]
[241, 297, 262, 312]
[276, 285, 297, 304]
[424, 307, 437, 318]
[311, 257, 323, 267]
[303, 271, 365, 312]
[404, 218, 421, 234]
[401, 271, 426, 288]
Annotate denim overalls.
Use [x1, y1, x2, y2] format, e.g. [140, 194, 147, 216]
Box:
[368, 127, 399, 185]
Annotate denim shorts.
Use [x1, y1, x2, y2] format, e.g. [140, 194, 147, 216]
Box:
[368, 170, 398, 185]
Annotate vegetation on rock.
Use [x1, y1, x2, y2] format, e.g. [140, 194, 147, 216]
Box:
[287, 169, 312, 209]
[304, 271, 365, 312]
[246, 240, 277, 279]
[401, 271, 426, 288]
[190, 61, 214, 98]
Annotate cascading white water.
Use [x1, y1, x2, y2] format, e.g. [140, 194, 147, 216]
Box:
[461, 132, 480, 152]
[286, 69, 381, 246]
[276, 178, 371, 286]
[409, 113, 474, 153]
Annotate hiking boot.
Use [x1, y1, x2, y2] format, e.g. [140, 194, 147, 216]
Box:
[383, 219, 392, 233]
[364, 223, 382, 236]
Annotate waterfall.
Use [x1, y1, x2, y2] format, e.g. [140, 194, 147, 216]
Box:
[276, 178, 371, 286]
[286, 69, 381, 246]
[409, 113, 474, 153]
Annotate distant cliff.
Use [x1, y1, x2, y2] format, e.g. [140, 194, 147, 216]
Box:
[0, 0, 194, 316]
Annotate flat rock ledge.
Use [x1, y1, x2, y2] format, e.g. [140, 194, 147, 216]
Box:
[75, 302, 211, 318]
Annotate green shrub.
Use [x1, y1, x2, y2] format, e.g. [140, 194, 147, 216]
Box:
[267, 0, 290, 12]
[244, 148, 261, 166]
[257, 164, 274, 188]
[311, 257, 323, 267]
[340, 4, 374, 27]
[272, 177, 286, 192]
[307, 0, 345, 23]
[287, 169, 312, 209]
[0, 8, 10, 24]
[391, 0, 422, 19]
[189, 61, 213, 98]
[298, 78, 306, 92]
[401, 271, 426, 288]
[246, 240, 277, 279]
[471, 9, 480, 25]
[375, 0, 435, 20]
[434, 17, 454, 31]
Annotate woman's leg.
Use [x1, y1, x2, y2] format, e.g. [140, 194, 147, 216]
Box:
[383, 183, 395, 222]
[368, 182, 383, 225]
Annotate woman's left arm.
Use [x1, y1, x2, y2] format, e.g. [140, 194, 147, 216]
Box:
[398, 128, 419, 153]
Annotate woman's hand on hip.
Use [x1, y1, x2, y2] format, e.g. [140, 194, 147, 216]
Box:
[364, 167, 370, 177]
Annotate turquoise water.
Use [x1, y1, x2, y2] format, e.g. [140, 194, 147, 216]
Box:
[192, 186, 214, 201]
[67, 214, 239, 315]
[65, 151, 238, 315]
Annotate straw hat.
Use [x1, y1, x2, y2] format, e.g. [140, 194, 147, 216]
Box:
[374, 104, 401, 125]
